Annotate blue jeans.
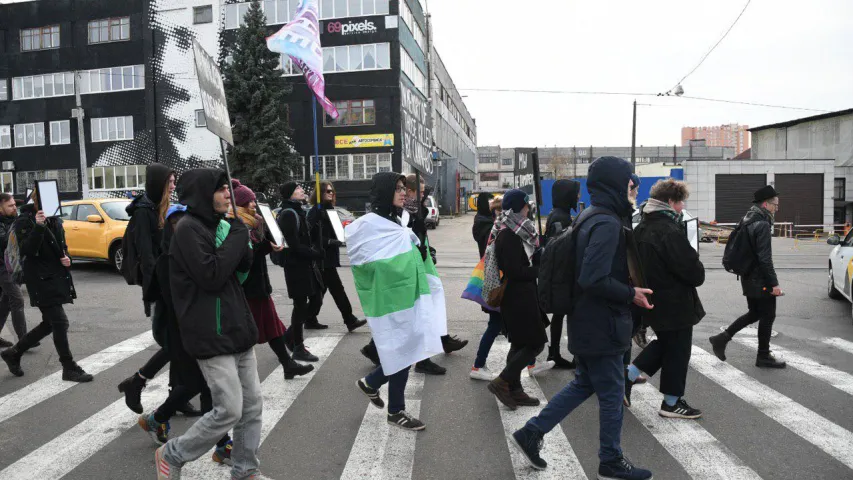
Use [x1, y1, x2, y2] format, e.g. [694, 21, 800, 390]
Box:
[365, 364, 411, 414]
[526, 354, 625, 463]
[474, 311, 502, 368]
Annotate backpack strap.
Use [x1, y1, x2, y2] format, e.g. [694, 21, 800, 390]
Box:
[281, 208, 300, 232]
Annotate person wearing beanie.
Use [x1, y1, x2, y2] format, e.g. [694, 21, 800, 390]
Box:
[709, 185, 786, 368]
[277, 181, 325, 363]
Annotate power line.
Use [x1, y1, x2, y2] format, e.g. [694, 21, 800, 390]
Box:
[678, 95, 828, 113]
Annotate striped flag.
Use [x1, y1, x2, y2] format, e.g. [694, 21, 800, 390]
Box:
[345, 213, 446, 375]
[266, 0, 338, 119]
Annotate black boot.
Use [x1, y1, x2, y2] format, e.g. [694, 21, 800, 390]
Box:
[117, 372, 147, 414]
[442, 335, 469, 354]
[360, 341, 380, 366]
[0, 337, 13, 348]
[548, 354, 576, 370]
[283, 359, 314, 379]
[1, 347, 23, 377]
[304, 316, 329, 330]
[709, 332, 731, 362]
[293, 344, 319, 362]
[415, 358, 446, 375]
[177, 401, 203, 417]
[756, 351, 787, 369]
[62, 363, 93, 383]
[345, 317, 368, 332]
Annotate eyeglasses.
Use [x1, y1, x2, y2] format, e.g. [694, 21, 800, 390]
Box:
[395, 186, 407, 193]
[324, 189, 334, 194]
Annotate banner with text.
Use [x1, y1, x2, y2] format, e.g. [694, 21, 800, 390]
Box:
[400, 81, 433, 175]
[192, 39, 233, 145]
[334, 134, 394, 149]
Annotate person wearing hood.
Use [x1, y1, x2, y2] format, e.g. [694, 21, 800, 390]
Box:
[0, 193, 28, 349]
[306, 181, 367, 332]
[469, 192, 503, 381]
[0, 187, 92, 382]
[510, 157, 654, 479]
[231, 179, 313, 380]
[118, 164, 202, 417]
[277, 181, 325, 362]
[156, 168, 263, 480]
[623, 179, 705, 420]
[544, 179, 581, 370]
[472, 192, 496, 257]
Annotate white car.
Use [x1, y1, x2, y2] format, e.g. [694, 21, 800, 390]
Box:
[827, 231, 853, 319]
[424, 195, 440, 229]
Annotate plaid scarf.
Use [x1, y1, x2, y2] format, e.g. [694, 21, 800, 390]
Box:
[489, 210, 539, 259]
[643, 198, 682, 224]
[403, 196, 420, 215]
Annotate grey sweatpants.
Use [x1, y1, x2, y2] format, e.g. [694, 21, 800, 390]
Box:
[163, 348, 263, 479]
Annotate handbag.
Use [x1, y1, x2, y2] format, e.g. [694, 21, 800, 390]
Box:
[486, 276, 507, 308]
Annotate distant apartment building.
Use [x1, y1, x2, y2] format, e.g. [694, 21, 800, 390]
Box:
[682, 124, 750, 155]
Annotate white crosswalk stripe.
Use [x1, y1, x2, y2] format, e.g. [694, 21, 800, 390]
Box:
[823, 337, 853, 356]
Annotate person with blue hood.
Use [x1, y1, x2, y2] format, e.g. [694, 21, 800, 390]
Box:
[510, 157, 654, 480]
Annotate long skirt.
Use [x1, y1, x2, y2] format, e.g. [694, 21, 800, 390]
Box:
[248, 296, 287, 344]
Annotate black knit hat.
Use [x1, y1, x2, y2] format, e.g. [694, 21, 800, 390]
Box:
[753, 185, 779, 203]
[280, 181, 298, 200]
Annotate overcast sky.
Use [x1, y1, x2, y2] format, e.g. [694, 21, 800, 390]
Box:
[426, 0, 853, 148]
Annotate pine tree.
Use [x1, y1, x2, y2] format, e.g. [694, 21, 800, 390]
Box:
[222, 0, 301, 203]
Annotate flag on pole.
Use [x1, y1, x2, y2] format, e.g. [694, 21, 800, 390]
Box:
[266, 0, 338, 119]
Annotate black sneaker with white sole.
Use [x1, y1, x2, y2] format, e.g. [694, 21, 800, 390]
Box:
[658, 398, 702, 419]
[510, 426, 547, 470]
[356, 378, 385, 409]
[387, 411, 425, 431]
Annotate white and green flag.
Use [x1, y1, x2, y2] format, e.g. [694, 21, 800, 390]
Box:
[345, 213, 446, 375]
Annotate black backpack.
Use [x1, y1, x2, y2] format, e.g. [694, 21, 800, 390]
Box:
[722, 216, 760, 276]
[538, 207, 618, 315]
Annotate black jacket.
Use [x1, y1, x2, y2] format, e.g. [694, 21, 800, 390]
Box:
[495, 228, 548, 347]
[569, 157, 635, 357]
[545, 179, 580, 240]
[15, 204, 76, 307]
[370, 172, 406, 223]
[472, 192, 494, 258]
[634, 211, 706, 331]
[307, 203, 341, 269]
[739, 206, 779, 298]
[278, 199, 323, 298]
[169, 169, 256, 360]
[242, 226, 275, 300]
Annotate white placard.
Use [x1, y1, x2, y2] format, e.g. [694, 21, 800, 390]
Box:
[686, 218, 699, 252]
[25, 188, 33, 205]
[326, 209, 346, 243]
[258, 204, 286, 248]
[36, 179, 61, 217]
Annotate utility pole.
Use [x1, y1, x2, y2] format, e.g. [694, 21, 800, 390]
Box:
[72, 71, 90, 199]
[630, 99, 637, 168]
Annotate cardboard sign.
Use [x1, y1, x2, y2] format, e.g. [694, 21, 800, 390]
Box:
[258, 204, 287, 248]
[192, 39, 233, 146]
[326, 209, 346, 242]
[685, 217, 700, 252]
[35, 179, 61, 217]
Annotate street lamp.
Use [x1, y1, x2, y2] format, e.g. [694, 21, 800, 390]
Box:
[634, 85, 685, 165]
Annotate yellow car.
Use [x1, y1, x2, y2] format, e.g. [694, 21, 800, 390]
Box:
[60, 199, 130, 272]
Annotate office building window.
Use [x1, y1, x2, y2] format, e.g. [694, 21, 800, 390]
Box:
[0, 79, 7, 101]
[311, 153, 391, 180]
[399, 0, 426, 52]
[88, 165, 146, 191]
[501, 158, 512, 166]
[16, 169, 78, 194]
[322, 43, 390, 73]
[225, 0, 300, 29]
[400, 47, 426, 93]
[12, 72, 75, 100]
[0, 173, 12, 194]
[0, 126, 10, 149]
[21, 25, 60, 52]
[49, 120, 71, 145]
[91, 116, 134, 142]
[14, 123, 45, 148]
[88, 17, 130, 44]
[835, 178, 846, 201]
[319, 0, 389, 19]
[279, 56, 302, 76]
[480, 172, 499, 182]
[324, 99, 375, 126]
[195, 110, 207, 127]
[78, 65, 144, 94]
[193, 6, 214, 24]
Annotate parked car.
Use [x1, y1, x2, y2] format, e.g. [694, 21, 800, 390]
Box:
[827, 231, 853, 320]
[60, 199, 130, 272]
[424, 195, 440, 229]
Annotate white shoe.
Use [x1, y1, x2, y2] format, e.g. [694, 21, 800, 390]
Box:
[469, 366, 497, 381]
[528, 361, 555, 376]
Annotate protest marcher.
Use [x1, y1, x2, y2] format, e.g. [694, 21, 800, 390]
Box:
[469, 192, 502, 381]
[624, 179, 705, 419]
[155, 168, 262, 480]
[0, 193, 28, 348]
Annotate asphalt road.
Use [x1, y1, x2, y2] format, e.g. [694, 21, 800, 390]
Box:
[1, 213, 852, 480]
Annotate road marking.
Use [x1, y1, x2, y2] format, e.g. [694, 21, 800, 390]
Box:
[823, 337, 853, 356]
[0, 372, 170, 480]
[487, 339, 587, 480]
[181, 334, 343, 480]
[0, 331, 157, 424]
[340, 370, 425, 480]
[690, 346, 853, 470]
[733, 337, 853, 396]
[630, 383, 762, 479]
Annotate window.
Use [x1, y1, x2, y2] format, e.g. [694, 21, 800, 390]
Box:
[12, 72, 75, 100]
[278, 56, 302, 76]
[319, 0, 388, 19]
[321, 43, 390, 74]
[21, 25, 60, 52]
[193, 6, 213, 24]
[15, 169, 77, 194]
[88, 165, 146, 191]
[77, 65, 144, 94]
[479, 154, 498, 164]
[311, 153, 391, 179]
[226, 1, 297, 28]
[60, 205, 75, 220]
[91, 116, 134, 142]
[0, 173, 12, 194]
[399, 0, 426, 52]
[88, 17, 130, 44]
[0, 126, 10, 149]
[14, 123, 45, 147]
[324, 99, 375, 126]
[195, 110, 207, 127]
[100, 201, 131, 221]
[0, 79, 7, 101]
[75, 204, 99, 221]
[480, 172, 499, 182]
[501, 157, 513, 166]
[49, 120, 71, 145]
[835, 178, 846, 201]
[400, 47, 426, 93]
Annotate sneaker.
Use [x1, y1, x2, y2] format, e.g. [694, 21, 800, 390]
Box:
[360, 342, 380, 365]
[623, 370, 636, 408]
[756, 351, 787, 369]
[117, 373, 146, 414]
[155, 445, 181, 479]
[415, 358, 446, 375]
[212, 440, 233, 465]
[598, 456, 653, 480]
[387, 410, 425, 431]
[659, 398, 702, 419]
[304, 320, 329, 330]
[62, 363, 93, 382]
[346, 318, 368, 332]
[139, 413, 170, 445]
[527, 361, 555, 376]
[510, 426, 547, 470]
[442, 335, 469, 354]
[292, 345, 319, 362]
[469, 366, 497, 381]
[283, 359, 314, 379]
[1, 347, 24, 377]
[0, 337, 12, 348]
[510, 388, 541, 407]
[548, 355, 576, 370]
[356, 378, 385, 409]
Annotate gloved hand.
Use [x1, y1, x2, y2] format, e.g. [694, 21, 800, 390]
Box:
[429, 246, 437, 265]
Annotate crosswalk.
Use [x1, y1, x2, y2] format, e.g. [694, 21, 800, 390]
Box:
[2, 327, 853, 479]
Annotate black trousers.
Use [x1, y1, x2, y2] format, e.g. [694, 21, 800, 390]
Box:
[500, 343, 545, 390]
[17, 305, 74, 367]
[727, 296, 776, 354]
[632, 327, 693, 397]
[548, 314, 566, 358]
[287, 294, 322, 347]
[155, 304, 212, 421]
[319, 268, 356, 323]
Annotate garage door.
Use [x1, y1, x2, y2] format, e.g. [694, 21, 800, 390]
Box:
[775, 174, 824, 226]
[715, 174, 766, 223]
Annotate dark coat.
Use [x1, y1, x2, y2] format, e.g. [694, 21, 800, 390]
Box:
[634, 211, 706, 332]
[739, 206, 779, 297]
[545, 179, 580, 240]
[169, 169, 257, 360]
[569, 156, 636, 357]
[126, 194, 162, 301]
[278, 199, 323, 299]
[242, 228, 275, 300]
[472, 192, 494, 258]
[15, 204, 76, 307]
[495, 228, 548, 347]
[307, 203, 341, 269]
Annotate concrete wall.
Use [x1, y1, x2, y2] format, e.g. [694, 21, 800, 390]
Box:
[752, 112, 853, 166]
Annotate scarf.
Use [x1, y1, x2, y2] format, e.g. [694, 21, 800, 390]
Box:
[642, 198, 682, 224]
[403, 196, 420, 215]
[235, 206, 264, 243]
[489, 210, 540, 259]
[750, 204, 775, 224]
